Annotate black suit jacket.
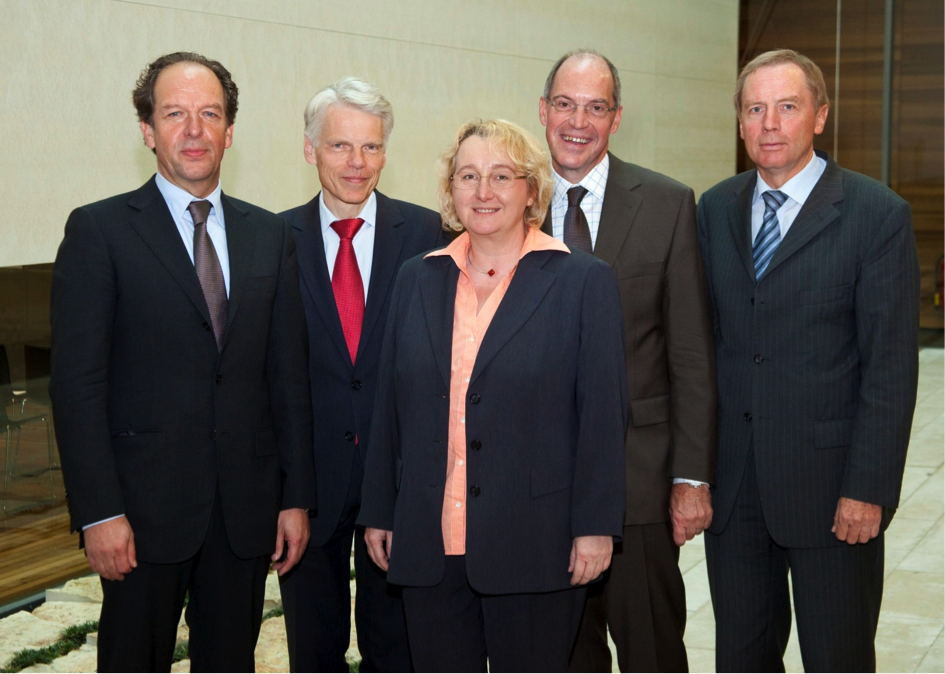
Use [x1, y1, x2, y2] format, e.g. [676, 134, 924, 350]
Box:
[543, 154, 717, 524]
[281, 191, 446, 546]
[50, 176, 316, 563]
[697, 151, 920, 548]
[358, 245, 628, 594]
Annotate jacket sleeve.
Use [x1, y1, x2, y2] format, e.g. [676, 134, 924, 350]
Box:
[665, 188, 718, 484]
[843, 197, 920, 508]
[570, 259, 629, 538]
[267, 219, 317, 511]
[49, 207, 125, 530]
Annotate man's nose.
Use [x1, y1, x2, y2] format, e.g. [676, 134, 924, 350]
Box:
[569, 105, 590, 127]
[762, 108, 780, 131]
[184, 114, 202, 137]
[348, 148, 366, 168]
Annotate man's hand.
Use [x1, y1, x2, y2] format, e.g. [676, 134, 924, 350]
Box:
[272, 508, 310, 576]
[670, 483, 713, 546]
[832, 497, 882, 544]
[365, 528, 393, 572]
[568, 535, 613, 586]
[84, 516, 137, 581]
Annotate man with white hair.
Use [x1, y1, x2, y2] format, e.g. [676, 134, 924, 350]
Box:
[279, 77, 446, 672]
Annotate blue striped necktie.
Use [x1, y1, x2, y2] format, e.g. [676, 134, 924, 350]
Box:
[753, 190, 787, 279]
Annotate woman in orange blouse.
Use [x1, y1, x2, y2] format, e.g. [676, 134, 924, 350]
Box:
[358, 119, 628, 672]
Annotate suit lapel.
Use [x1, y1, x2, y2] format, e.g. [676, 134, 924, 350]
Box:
[220, 194, 255, 349]
[593, 154, 643, 267]
[418, 257, 458, 390]
[470, 250, 556, 384]
[290, 196, 352, 366]
[726, 174, 756, 281]
[762, 154, 844, 279]
[360, 192, 405, 361]
[128, 178, 212, 325]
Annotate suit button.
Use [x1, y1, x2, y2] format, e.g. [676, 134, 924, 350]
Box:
[215, 375, 223, 384]
[211, 430, 218, 440]
[202, 321, 212, 331]
[470, 440, 481, 451]
[754, 354, 764, 364]
[469, 393, 480, 404]
[345, 431, 355, 442]
[351, 380, 362, 391]
[750, 297, 755, 305]
[744, 412, 752, 422]
[470, 485, 481, 497]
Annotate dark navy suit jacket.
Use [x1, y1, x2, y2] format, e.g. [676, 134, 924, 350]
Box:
[698, 151, 920, 548]
[282, 191, 446, 547]
[358, 242, 628, 594]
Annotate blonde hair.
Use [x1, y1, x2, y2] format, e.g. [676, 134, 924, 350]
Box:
[436, 119, 553, 232]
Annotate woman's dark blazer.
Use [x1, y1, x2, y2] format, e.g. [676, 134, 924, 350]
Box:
[357, 243, 628, 595]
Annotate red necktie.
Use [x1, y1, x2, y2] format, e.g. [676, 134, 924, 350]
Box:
[331, 218, 365, 364]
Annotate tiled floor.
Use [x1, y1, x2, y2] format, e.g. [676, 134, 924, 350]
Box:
[678, 348, 945, 673]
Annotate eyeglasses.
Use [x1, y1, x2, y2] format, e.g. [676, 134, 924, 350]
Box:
[451, 171, 527, 190]
[546, 97, 618, 119]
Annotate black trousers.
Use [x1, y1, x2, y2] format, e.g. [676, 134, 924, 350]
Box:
[568, 521, 689, 672]
[97, 487, 270, 673]
[280, 454, 412, 673]
[402, 555, 586, 673]
[705, 449, 884, 673]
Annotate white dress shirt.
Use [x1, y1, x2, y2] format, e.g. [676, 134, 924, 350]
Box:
[319, 191, 377, 302]
[751, 151, 827, 243]
[549, 154, 609, 249]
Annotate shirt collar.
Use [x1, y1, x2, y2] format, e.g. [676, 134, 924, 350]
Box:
[425, 227, 570, 271]
[155, 172, 225, 227]
[552, 153, 610, 204]
[319, 191, 377, 234]
[753, 151, 824, 207]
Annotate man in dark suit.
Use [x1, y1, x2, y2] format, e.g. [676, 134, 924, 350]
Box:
[49, 52, 316, 673]
[697, 49, 920, 672]
[278, 77, 445, 673]
[539, 50, 717, 673]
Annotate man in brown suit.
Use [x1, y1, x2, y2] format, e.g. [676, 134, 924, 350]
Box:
[539, 49, 717, 672]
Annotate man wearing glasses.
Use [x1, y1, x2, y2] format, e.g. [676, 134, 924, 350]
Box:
[539, 50, 717, 672]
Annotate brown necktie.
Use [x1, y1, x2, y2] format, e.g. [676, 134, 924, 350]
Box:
[563, 186, 592, 253]
[330, 218, 366, 364]
[188, 200, 227, 351]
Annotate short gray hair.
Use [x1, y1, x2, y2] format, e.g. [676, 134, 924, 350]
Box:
[303, 77, 394, 145]
[734, 49, 829, 115]
[543, 49, 621, 108]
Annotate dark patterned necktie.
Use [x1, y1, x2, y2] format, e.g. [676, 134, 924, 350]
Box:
[563, 185, 592, 253]
[331, 218, 366, 364]
[753, 190, 787, 280]
[188, 200, 227, 351]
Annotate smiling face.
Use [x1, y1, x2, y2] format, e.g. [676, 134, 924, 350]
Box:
[451, 135, 535, 242]
[738, 63, 829, 188]
[304, 105, 387, 219]
[539, 55, 622, 184]
[140, 62, 233, 198]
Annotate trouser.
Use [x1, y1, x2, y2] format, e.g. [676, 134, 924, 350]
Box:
[402, 555, 587, 673]
[97, 487, 269, 673]
[569, 521, 689, 672]
[705, 449, 884, 673]
[280, 453, 412, 672]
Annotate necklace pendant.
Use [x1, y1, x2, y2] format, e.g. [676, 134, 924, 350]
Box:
[487, 269, 496, 277]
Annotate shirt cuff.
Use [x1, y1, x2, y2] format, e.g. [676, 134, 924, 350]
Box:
[82, 514, 124, 530]
[672, 478, 709, 487]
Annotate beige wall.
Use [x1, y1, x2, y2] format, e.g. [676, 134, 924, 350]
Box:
[0, 0, 738, 267]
